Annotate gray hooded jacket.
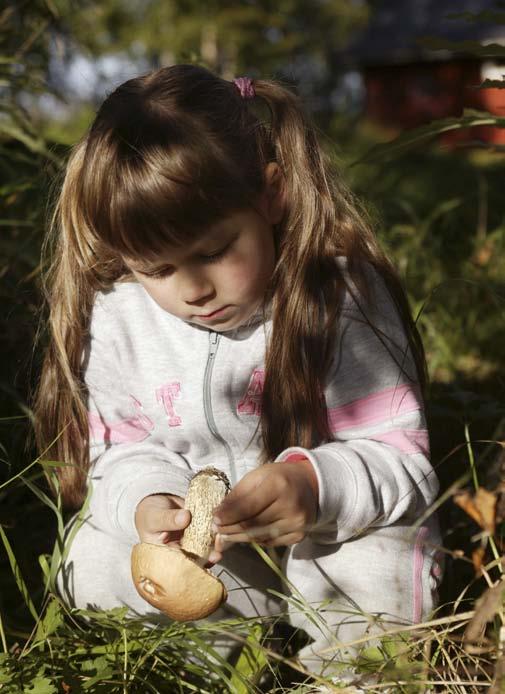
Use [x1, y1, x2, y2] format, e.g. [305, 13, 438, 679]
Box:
[84, 260, 439, 546]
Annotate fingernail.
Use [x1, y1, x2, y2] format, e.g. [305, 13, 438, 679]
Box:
[175, 510, 187, 525]
[213, 515, 222, 526]
[211, 522, 219, 534]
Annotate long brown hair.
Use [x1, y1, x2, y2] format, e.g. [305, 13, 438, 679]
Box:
[33, 64, 427, 508]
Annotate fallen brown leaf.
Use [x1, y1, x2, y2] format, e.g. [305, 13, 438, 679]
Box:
[454, 487, 497, 534]
[464, 578, 505, 644]
[472, 545, 486, 575]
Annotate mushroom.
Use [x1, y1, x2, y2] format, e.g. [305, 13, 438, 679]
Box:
[131, 467, 231, 621]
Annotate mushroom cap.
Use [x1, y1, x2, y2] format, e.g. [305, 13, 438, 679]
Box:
[131, 542, 227, 621]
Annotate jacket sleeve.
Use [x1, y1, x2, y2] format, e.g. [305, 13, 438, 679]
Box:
[275, 265, 439, 544]
[83, 294, 193, 543]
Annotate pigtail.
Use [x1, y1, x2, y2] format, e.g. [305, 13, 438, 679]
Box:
[251, 81, 338, 452]
[251, 80, 427, 460]
[33, 141, 125, 507]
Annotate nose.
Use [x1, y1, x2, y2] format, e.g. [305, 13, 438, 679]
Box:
[178, 269, 215, 305]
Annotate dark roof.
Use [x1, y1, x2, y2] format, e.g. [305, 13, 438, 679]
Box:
[344, 0, 505, 66]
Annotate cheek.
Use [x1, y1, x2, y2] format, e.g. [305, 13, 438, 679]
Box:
[225, 233, 275, 296]
[225, 256, 269, 298]
[139, 280, 175, 312]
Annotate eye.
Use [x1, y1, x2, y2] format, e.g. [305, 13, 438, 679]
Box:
[136, 238, 234, 278]
[201, 243, 231, 264]
[141, 266, 174, 280]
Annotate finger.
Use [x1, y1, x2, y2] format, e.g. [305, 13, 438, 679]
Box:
[206, 549, 222, 565]
[147, 507, 191, 534]
[218, 528, 306, 547]
[139, 508, 191, 545]
[166, 494, 186, 509]
[218, 513, 312, 542]
[217, 523, 286, 545]
[164, 527, 185, 543]
[214, 498, 286, 536]
[140, 525, 185, 545]
[219, 526, 284, 547]
[215, 533, 233, 554]
[213, 467, 277, 526]
[173, 508, 191, 527]
[216, 499, 313, 538]
[257, 531, 306, 547]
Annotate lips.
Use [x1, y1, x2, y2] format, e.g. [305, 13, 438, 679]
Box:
[198, 306, 229, 318]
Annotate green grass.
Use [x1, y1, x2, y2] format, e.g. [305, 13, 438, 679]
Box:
[0, 419, 503, 691]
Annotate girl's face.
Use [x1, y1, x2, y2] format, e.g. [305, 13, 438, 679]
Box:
[124, 205, 277, 332]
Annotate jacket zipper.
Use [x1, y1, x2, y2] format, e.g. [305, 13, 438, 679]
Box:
[203, 331, 237, 485]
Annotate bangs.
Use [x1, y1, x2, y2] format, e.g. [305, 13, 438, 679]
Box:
[83, 107, 265, 262]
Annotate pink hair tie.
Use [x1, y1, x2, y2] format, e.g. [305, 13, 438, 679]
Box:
[233, 76, 255, 100]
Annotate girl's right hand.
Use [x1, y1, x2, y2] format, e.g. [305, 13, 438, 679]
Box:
[134, 493, 190, 546]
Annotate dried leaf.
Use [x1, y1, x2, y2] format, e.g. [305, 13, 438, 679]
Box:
[472, 546, 486, 575]
[496, 492, 505, 525]
[491, 653, 505, 694]
[454, 488, 497, 533]
[465, 578, 505, 643]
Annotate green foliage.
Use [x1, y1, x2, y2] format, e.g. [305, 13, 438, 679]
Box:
[447, 9, 505, 24]
[0, 4, 67, 434]
[335, 116, 505, 387]
[0, 524, 39, 622]
[229, 623, 270, 692]
[353, 110, 505, 165]
[419, 37, 505, 58]
[0, 2, 66, 162]
[479, 79, 505, 90]
[58, 0, 368, 78]
[0, 598, 259, 693]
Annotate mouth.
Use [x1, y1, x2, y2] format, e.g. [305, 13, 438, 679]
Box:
[197, 305, 231, 320]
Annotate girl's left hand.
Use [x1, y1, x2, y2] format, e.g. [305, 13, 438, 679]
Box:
[211, 460, 318, 558]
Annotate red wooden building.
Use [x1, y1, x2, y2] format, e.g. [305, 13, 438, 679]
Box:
[345, 0, 505, 146]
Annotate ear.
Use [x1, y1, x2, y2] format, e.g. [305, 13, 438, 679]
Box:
[261, 162, 286, 225]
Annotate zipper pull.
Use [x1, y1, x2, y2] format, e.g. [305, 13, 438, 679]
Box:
[209, 331, 219, 356]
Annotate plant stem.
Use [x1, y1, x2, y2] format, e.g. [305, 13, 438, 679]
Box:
[123, 627, 128, 694]
[0, 611, 7, 653]
[464, 422, 479, 492]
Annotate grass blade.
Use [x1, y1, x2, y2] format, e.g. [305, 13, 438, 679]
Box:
[0, 524, 39, 622]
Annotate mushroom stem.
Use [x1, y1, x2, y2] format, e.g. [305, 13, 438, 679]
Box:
[181, 467, 230, 566]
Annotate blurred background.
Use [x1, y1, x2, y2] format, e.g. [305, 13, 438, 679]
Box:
[1, 0, 504, 653]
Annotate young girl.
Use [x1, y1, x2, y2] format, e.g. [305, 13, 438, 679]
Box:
[34, 63, 441, 679]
